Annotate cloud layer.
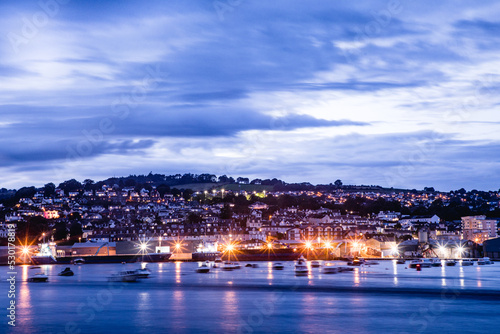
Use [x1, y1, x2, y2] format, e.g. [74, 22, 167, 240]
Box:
[0, 0, 499, 190]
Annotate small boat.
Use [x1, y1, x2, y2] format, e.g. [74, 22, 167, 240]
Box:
[347, 258, 365, 266]
[214, 257, 222, 263]
[73, 258, 85, 265]
[338, 267, 354, 272]
[445, 260, 457, 266]
[273, 263, 284, 270]
[58, 267, 74, 276]
[311, 261, 321, 268]
[478, 257, 493, 265]
[29, 265, 41, 269]
[430, 259, 442, 267]
[245, 263, 253, 267]
[297, 255, 307, 265]
[221, 262, 240, 271]
[396, 259, 406, 264]
[409, 259, 432, 268]
[108, 271, 139, 282]
[323, 264, 339, 274]
[461, 259, 474, 266]
[196, 263, 211, 273]
[135, 268, 151, 278]
[28, 272, 48, 282]
[295, 264, 309, 276]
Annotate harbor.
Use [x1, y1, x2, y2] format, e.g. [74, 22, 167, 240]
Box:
[2, 259, 499, 333]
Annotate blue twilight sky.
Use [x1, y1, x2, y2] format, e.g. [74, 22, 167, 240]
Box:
[0, 0, 499, 191]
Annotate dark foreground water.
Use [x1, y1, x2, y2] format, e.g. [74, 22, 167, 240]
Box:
[1, 260, 500, 334]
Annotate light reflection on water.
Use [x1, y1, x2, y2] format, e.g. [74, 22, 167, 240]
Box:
[2, 260, 499, 333]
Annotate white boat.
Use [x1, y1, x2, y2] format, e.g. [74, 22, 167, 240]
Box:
[214, 257, 222, 263]
[409, 259, 432, 268]
[108, 271, 139, 282]
[323, 264, 339, 274]
[311, 261, 321, 268]
[28, 272, 48, 282]
[73, 258, 85, 265]
[196, 263, 210, 273]
[445, 260, 457, 266]
[461, 259, 474, 266]
[273, 263, 284, 270]
[221, 262, 240, 271]
[430, 258, 442, 267]
[478, 257, 494, 265]
[134, 268, 151, 278]
[297, 255, 307, 265]
[295, 264, 309, 276]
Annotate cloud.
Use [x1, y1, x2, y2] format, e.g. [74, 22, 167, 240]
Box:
[0, 1, 499, 190]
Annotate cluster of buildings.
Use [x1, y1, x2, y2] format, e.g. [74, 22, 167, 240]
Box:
[1, 185, 499, 259]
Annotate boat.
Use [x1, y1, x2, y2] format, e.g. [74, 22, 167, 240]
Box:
[108, 271, 139, 282]
[245, 263, 253, 267]
[347, 258, 366, 266]
[273, 263, 285, 270]
[58, 267, 74, 276]
[430, 258, 442, 267]
[445, 260, 457, 266]
[295, 263, 309, 276]
[221, 262, 240, 271]
[73, 258, 85, 265]
[196, 263, 210, 273]
[134, 268, 151, 278]
[297, 255, 307, 264]
[214, 256, 222, 263]
[409, 259, 432, 268]
[461, 259, 474, 266]
[29, 266, 41, 269]
[28, 272, 48, 282]
[311, 261, 321, 268]
[323, 264, 339, 274]
[396, 258, 406, 264]
[478, 257, 494, 265]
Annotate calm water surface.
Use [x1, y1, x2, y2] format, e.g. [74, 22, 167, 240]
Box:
[1, 260, 500, 334]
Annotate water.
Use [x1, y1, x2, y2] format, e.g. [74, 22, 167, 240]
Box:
[1, 261, 500, 333]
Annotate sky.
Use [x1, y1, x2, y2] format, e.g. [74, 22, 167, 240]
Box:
[0, 0, 499, 191]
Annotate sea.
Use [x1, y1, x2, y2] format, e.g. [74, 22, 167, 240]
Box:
[1, 260, 500, 334]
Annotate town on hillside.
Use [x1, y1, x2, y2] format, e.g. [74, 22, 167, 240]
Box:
[1, 173, 500, 262]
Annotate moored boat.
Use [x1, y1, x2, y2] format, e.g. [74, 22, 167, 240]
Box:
[323, 264, 338, 274]
[273, 263, 284, 270]
[478, 257, 493, 265]
[430, 258, 442, 267]
[221, 262, 240, 271]
[311, 261, 321, 268]
[396, 258, 406, 264]
[196, 263, 210, 273]
[461, 259, 474, 266]
[445, 260, 457, 266]
[28, 272, 48, 282]
[295, 264, 309, 276]
[134, 268, 151, 278]
[58, 267, 74, 276]
[73, 258, 85, 265]
[108, 271, 139, 282]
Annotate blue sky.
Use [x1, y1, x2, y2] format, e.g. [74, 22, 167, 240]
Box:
[0, 0, 499, 191]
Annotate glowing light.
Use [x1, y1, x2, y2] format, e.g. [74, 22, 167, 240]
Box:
[305, 241, 312, 249]
[267, 243, 273, 249]
[226, 244, 234, 252]
[439, 246, 446, 254]
[352, 242, 359, 249]
[324, 241, 332, 248]
[391, 244, 399, 255]
[140, 243, 148, 251]
[21, 246, 30, 255]
[175, 243, 181, 250]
